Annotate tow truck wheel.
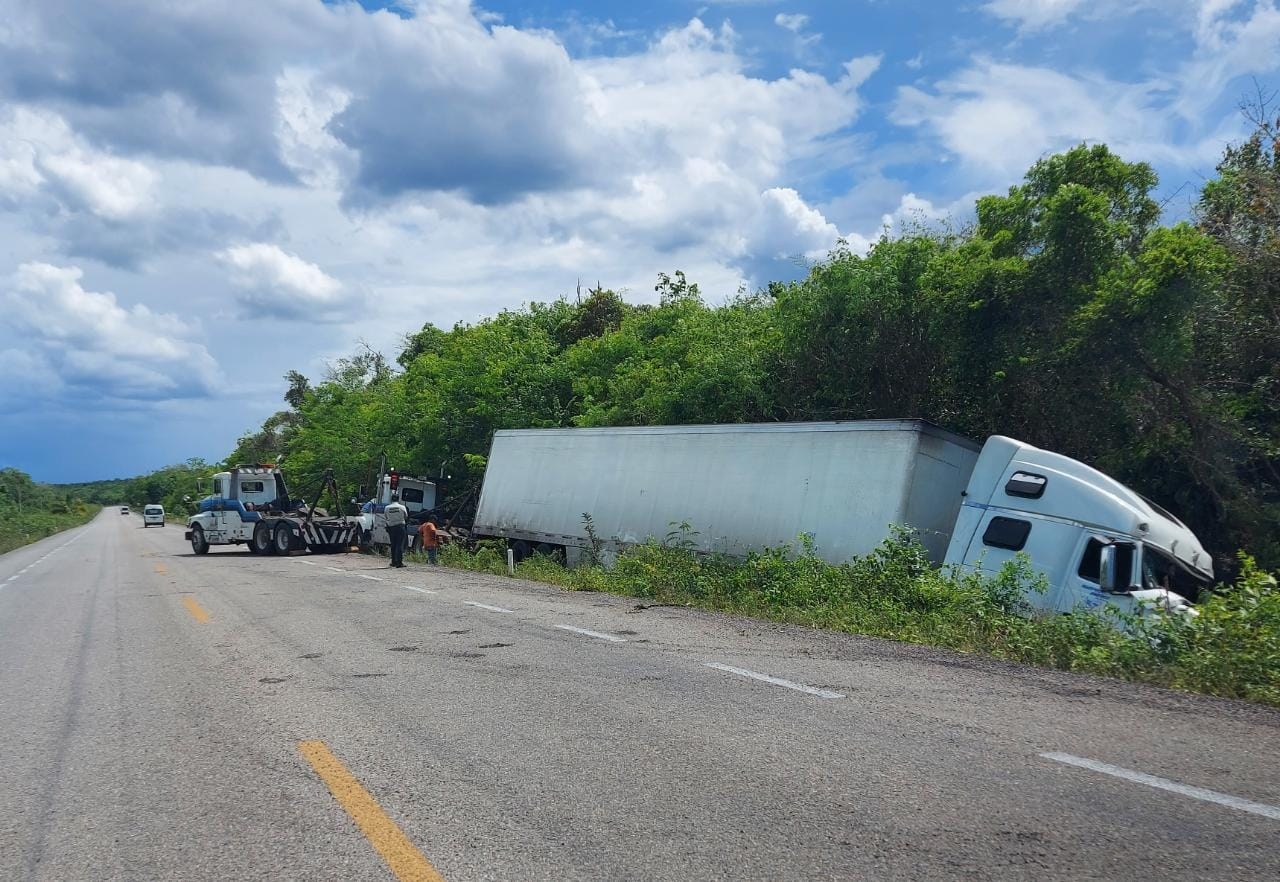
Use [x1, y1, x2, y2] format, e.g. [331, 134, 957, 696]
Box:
[252, 522, 273, 555]
[273, 523, 294, 555]
[190, 524, 209, 555]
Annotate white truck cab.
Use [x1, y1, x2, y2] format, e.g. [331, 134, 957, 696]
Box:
[358, 471, 439, 549]
[187, 466, 294, 548]
[943, 437, 1213, 619]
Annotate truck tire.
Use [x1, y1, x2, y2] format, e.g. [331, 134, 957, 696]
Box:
[511, 539, 531, 562]
[273, 522, 294, 555]
[190, 525, 209, 555]
[252, 522, 273, 555]
[535, 542, 565, 564]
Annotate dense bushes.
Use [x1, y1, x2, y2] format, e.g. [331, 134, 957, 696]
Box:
[434, 533, 1280, 706]
[0, 468, 96, 553]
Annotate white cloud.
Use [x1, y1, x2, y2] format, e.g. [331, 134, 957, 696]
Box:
[775, 13, 810, 32]
[275, 67, 355, 190]
[1, 263, 220, 405]
[892, 58, 1214, 181]
[745, 188, 841, 259]
[218, 243, 349, 319]
[0, 106, 156, 219]
[983, 0, 1088, 30]
[1178, 0, 1280, 117]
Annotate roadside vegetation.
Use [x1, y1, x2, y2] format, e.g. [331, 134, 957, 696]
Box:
[427, 531, 1280, 707]
[0, 468, 97, 554]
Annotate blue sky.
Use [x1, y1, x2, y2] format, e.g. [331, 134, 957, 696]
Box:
[1, 0, 1276, 482]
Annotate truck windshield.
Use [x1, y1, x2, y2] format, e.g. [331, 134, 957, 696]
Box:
[1141, 545, 1208, 603]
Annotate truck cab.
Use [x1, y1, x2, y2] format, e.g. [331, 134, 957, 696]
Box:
[943, 437, 1213, 620]
[358, 471, 438, 549]
[187, 466, 295, 548]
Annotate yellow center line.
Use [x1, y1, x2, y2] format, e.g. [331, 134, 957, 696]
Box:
[182, 595, 210, 623]
[154, 563, 168, 574]
[299, 740, 446, 882]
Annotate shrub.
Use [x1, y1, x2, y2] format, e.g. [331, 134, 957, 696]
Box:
[438, 530, 1280, 706]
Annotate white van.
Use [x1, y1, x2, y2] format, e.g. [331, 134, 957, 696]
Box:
[143, 504, 165, 527]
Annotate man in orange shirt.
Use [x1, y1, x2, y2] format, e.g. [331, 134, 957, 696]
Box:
[417, 516, 441, 565]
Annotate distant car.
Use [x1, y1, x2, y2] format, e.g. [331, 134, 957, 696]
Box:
[142, 505, 165, 527]
[120, 506, 130, 514]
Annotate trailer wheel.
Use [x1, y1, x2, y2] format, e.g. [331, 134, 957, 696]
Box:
[273, 523, 294, 555]
[511, 539, 531, 562]
[190, 525, 209, 555]
[535, 543, 565, 564]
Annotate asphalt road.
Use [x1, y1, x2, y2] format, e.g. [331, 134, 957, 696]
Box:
[1, 509, 1277, 881]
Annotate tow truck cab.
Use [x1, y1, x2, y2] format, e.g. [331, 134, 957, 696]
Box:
[186, 466, 296, 546]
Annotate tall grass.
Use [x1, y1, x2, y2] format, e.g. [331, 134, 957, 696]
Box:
[0, 507, 96, 555]
[435, 531, 1280, 706]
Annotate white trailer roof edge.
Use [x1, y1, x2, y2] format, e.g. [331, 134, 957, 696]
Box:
[491, 419, 981, 451]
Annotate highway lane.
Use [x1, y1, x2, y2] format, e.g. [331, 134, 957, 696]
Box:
[1, 509, 1277, 881]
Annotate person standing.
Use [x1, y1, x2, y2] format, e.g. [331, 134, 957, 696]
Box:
[384, 493, 409, 568]
[417, 516, 441, 566]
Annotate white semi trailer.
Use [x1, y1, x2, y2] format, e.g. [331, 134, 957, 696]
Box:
[472, 420, 1213, 619]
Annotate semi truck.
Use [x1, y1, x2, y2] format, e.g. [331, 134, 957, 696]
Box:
[185, 465, 361, 555]
[471, 420, 1213, 619]
[357, 469, 440, 552]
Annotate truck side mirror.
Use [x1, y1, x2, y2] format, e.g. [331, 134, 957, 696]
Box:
[1099, 545, 1119, 593]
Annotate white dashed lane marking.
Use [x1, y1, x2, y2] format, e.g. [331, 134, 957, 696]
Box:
[555, 625, 625, 643]
[356, 574, 384, 582]
[704, 662, 844, 699]
[1041, 752, 1280, 821]
[464, 601, 513, 613]
[404, 586, 436, 595]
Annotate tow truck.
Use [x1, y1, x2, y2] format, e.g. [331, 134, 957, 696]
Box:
[185, 464, 360, 555]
